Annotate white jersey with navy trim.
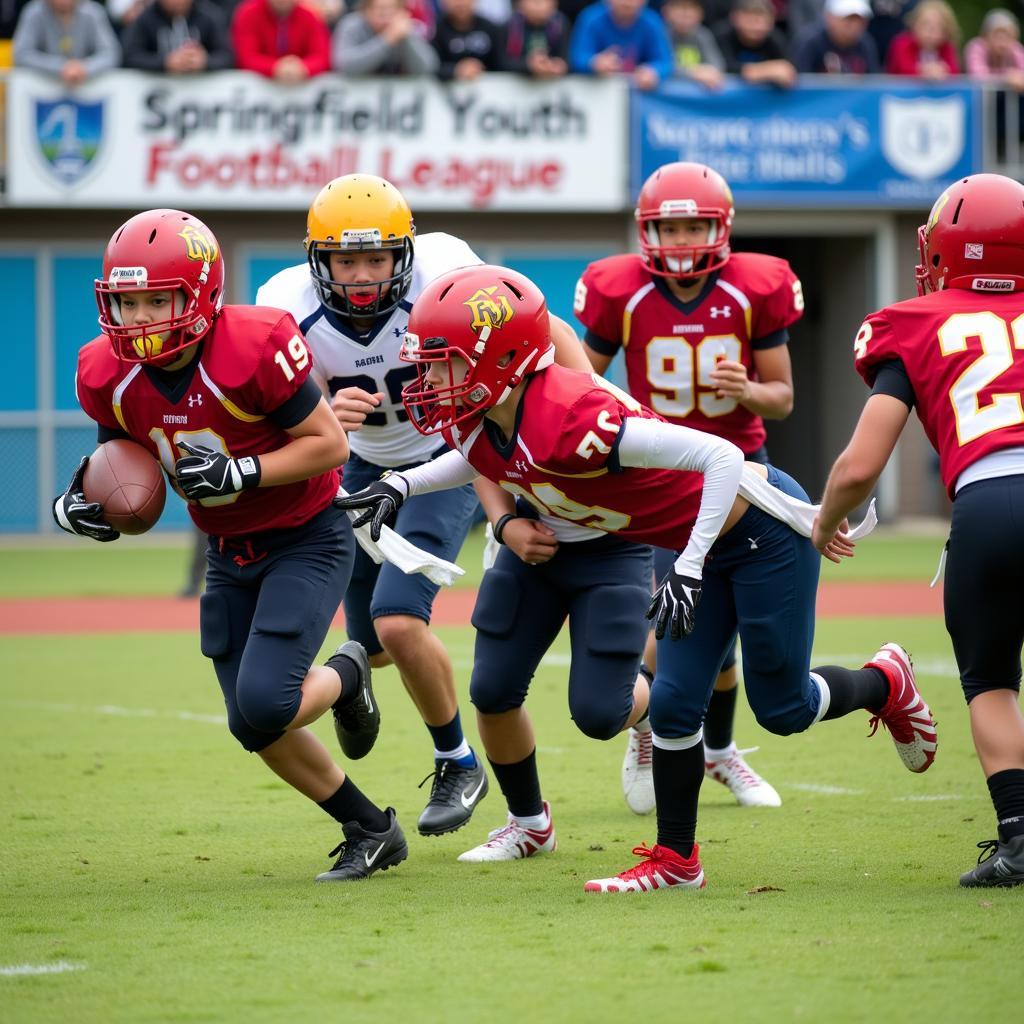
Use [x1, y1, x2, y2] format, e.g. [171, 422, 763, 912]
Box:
[256, 232, 482, 467]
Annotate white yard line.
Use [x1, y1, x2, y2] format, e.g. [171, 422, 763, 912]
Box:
[0, 961, 86, 977]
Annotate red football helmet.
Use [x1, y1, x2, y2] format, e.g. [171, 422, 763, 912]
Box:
[635, 162, 734, 280]
[95, 209, 225, 364]
[916, 174, 1024, 296]
[400, 265, 554, 436]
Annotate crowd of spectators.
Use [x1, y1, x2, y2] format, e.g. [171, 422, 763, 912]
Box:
[3, 0, 1024, 97]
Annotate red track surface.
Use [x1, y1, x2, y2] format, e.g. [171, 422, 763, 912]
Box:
[0, 581, 941, 635]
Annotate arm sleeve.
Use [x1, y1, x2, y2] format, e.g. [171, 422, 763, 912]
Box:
[13, 8, 68, 73]
[568, 9, 600, 73]
[121, 16, 168, 71]
[750, 327, 788, 352]
[393, 449, 479, 495]
[231, 11, 278, 75]
[870, 359, 915, 410]
[749, 258, 804, 338]
[641, 13, 674, 80]
[268, 376, 323, 429]
[617, 416, 743, 577]
[81, 5, 122, 76]
[333, 16, 389, 74]
[696, 26, 724, 70]
[98, 423, 132, 443]
[853, 310, 901, 388]
[242, 313, 318, 411]
[199, 10, 234, 70]
[573, 266, 623, 350]
[400, 31, 439, 73]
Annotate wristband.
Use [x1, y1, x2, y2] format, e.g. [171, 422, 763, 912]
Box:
[493, 513, 519, 545]
[236, 455, 262, 490]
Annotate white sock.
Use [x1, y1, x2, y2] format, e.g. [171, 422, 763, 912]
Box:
[514, 807, 550, 831]
[435, 739, 472, 763]
[704, 742, 737, 762]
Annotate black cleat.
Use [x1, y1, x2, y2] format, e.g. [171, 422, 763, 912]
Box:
[959, 834, 1024, 888]
[327, 641, 380, 760]
[417, 756, 489, 836]
[315, 807, 407, 882]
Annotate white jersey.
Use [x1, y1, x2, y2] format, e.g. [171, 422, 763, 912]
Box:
[256, 232, 482, 467]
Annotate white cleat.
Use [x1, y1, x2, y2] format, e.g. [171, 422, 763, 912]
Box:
[704, 745, 782, 807]
[622, 725, 655, 815]
[457, 801, 557, 862]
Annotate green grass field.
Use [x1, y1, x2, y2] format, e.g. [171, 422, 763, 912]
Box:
[1, 534, 1022, 1023]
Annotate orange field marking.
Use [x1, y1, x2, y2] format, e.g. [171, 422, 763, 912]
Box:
[0, 581, 942, 635]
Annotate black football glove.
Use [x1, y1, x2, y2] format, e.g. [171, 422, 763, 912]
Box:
[333, 474, 407, 542]
[52, 456, 120, 542]
[647, 569, 702, 641]
[174, 441, 261, 501]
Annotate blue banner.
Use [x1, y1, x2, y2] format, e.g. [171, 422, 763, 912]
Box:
[631, 79, 982, 207]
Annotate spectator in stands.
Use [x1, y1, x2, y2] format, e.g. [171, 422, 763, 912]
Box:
[868, 0, 915, 67]
[662, 0, 725, 87]
[569, 0, 674, 90]
[432, 0, 504, 81]
[885, 0, 959, 77]
[122, 0, 233, 73]
[794, 0, 879, 74]
[501, 0, 569, 77]
[964, 8, 1024, 90]
[333, 0, 438, 74]
[13, 0, 120, 83]
[714, 0, 796, 87]
[233, 0, 329, 80]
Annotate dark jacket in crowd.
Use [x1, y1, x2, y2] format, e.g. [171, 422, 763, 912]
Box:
[122, 0, 233, 71]
[432, 13, 504, 79]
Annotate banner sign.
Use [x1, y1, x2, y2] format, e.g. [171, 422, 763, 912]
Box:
[7, 70, 628, 211]
[632, 79, 982, 207]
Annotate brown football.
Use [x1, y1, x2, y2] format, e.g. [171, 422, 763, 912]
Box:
[82, 439, 166, 535]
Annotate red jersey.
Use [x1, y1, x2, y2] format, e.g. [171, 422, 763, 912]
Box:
[76, 305, 339, 536]
[444, 363, 705, 550]
[854, 289, 1024, 497]
[575, 252, 803, 454]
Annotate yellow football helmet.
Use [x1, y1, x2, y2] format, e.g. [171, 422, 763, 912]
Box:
[305, 174, 416, 321]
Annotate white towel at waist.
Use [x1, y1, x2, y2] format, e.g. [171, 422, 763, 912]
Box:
[738, 463, 878, 541]
[337, 487, 464, 587]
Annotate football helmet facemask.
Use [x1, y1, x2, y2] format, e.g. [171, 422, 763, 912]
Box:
[95, 209, 224, 365]
[400, 265, 554, 436]
[636, 162, 734, 280]
[305, 174, 416, 321]
[916, 173, 1024, 295]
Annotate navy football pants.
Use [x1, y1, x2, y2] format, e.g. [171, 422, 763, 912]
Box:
[470, 532, 652, 741]
[199, 503, 354, 752]
[342, 450, 478, 656]
[653, 466, 823, 739]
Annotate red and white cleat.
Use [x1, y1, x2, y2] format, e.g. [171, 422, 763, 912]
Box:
[864, 643, 937, 773]
[584, 843, 705, 893]
[457, 801, 556, 862]
[705, 745, 782, 807]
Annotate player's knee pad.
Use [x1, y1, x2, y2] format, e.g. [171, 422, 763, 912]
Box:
[963, 678, 1022, 704]
[582, 584, 652, 661]
[199, 590, 232, 660]
[570, 698, 629, 741]
[226, 706, 280, 753]
[471, 568, 522, 640]
[754, 702, 815, 737]
[648, 681, 704, 739]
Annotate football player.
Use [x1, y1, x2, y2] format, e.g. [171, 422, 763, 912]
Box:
[337, 264, 938, 891]
[55, 209, 406, 882]
[576, 161, 802, 813]
[814, 173, 1024, 888]
[256, 174, 594, 837]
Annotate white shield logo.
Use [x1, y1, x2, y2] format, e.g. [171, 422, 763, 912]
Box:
[881, 96, 964, 181]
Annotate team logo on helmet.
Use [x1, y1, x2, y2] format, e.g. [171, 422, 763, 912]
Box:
[178, 226, 219, 264]
[464, 287, 515, 332]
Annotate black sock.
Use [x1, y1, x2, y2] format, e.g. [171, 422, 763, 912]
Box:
[653, 743, 705, 859]
[987, 769, 1024, 841]
[318, 778, 388, 833]
[703, 686, 737, 751]
[814, 665, 889, 720]
[324, 650, 361, 708]
[488, 749, 543, 819]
